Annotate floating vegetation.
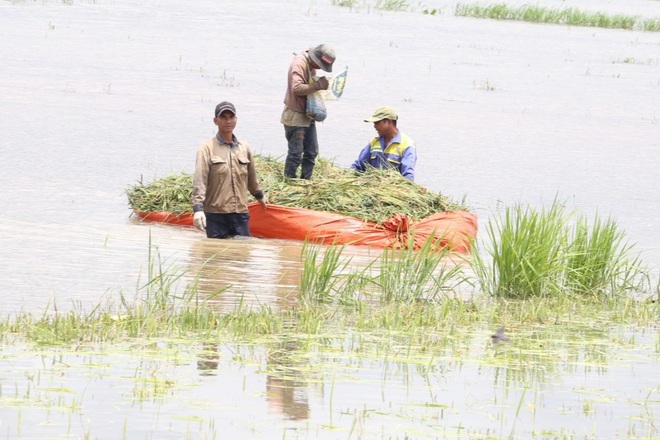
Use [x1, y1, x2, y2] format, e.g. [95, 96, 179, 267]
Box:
[454, 3, 660, 32]
[125, 155, 469, 224]
[2, 221, 659, 438]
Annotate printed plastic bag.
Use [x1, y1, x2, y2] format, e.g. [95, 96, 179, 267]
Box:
[306, 90, 327, 122]
[322, 66, 348, 101]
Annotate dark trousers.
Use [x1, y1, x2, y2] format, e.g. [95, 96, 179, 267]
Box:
[205, 212, 251, 239]
[284, 124, 318, 179]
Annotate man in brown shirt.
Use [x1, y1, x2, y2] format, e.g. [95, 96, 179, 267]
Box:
[281, 43, 336, 179]
[192, 101, 267, 238]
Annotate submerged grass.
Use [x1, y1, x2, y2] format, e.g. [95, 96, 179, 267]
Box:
[471, 200, 569, 299]
[565, 213, 645, 296]
[3, 199, 657, 347]
[375, 0, 408, 12]
[2, 236, 657, 349]
[374, 236, 469, 302]
[471, 199, 648, 299]
[454, 3, 660, 32]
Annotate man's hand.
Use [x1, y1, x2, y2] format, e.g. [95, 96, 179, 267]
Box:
[258, 198, 267, 210]
[193, 211, 206, 231]
[315, 76, 329, 90]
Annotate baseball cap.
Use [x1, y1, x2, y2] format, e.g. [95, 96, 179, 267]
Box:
[364, 106, 398, 122]
[308, 44, 336, 73]
[215, 101, 236, 117]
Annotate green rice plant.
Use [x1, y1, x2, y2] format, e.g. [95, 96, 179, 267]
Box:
[564, 214, 646, 296]
[373, 235, 468, 302]
[375, 0, 409, 12]
[332, 0, 359, 7]
[299, 240, 353, 303]
[333, 267, 376, 307]
[454, 3, 658, 32]
[472, 200, 569, 299]
[643, 19, 660, 32]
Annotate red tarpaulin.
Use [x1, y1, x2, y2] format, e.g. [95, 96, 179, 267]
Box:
[134, 203, 477, 253]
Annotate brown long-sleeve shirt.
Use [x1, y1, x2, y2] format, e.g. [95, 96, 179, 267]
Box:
[280, 50, 325, 127]
[191, 135, 262, 214]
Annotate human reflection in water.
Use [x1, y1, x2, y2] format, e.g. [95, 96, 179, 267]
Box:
[187, 238, 301, 311]
[197, 342, 220, 376]
[265, 319, 310, 420]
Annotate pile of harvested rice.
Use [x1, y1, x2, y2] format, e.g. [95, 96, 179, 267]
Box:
[125, 155, 469, 224]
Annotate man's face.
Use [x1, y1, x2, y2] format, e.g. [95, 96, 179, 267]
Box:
[215, 111, 237, 134]
[373, 119, 390, 137]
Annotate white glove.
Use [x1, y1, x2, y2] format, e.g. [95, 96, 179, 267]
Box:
[193, 211, 206, 231]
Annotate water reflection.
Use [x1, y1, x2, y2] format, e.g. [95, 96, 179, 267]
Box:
[185, 237, 381, 311]
[185, 238, 302, 311]
[266, 338, 311, 421]
[197, 342, 220, 376]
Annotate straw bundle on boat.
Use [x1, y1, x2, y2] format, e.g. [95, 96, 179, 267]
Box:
[126, 155, 469, 224]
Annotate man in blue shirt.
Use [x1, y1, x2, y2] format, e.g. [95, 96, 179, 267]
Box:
[351, 106, 417, 181]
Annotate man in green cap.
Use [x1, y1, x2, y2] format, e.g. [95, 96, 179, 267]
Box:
[351, 106, 417, 181]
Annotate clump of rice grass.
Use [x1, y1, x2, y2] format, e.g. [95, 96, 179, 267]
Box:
[472, 200, 569, 299]
[643, 19, 660, 32]
[0, 233, 658, 348]
[375, 0, 409, 12]
[454, 3, 660, 32]
[125, 155, 469, 224]
[374, 236, 469, 302]
[297, 235, 470, 305]
[332, 0, 359, 7]
[471, 199, 647, 299]
[565, 214, 646, 296]
[299, 241, 354, 303]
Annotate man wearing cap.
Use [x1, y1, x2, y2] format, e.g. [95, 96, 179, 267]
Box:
[191, 101, 267, 238]
[281, 43, 336, 179]
[351, 106, 417, 181]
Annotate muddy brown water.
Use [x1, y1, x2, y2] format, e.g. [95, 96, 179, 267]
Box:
[0, 0, 659, 438]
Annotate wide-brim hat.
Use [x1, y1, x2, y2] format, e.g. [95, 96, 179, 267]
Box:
[308, 44, 336, 73]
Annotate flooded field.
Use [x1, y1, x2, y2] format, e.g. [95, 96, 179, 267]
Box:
[1, 0, 659, 438]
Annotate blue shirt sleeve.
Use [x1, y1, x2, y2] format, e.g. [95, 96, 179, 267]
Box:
[400, 144, 417, 181]
[351, 144, 372, 171]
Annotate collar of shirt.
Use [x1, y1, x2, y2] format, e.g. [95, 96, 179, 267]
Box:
[216, 133, 238, 147]
[380, 131, 402, 148]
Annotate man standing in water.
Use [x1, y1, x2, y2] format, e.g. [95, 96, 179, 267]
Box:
[351, 106, 417, 181]
[192, 101, 267, 238]
[281, 43, 336, 179]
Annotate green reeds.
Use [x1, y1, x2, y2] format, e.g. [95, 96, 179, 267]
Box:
[374, 236, 468, 302]
[472, 201, 568, 299]
[297, 235, 469, 304]
[471, 200, 646, 299]
[375, 0, 408, 12]
[299, 241, 354, 303]
[454, 3, 660, 32]
[332, 0, 359, 7]
[565, 214, 645, 296]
